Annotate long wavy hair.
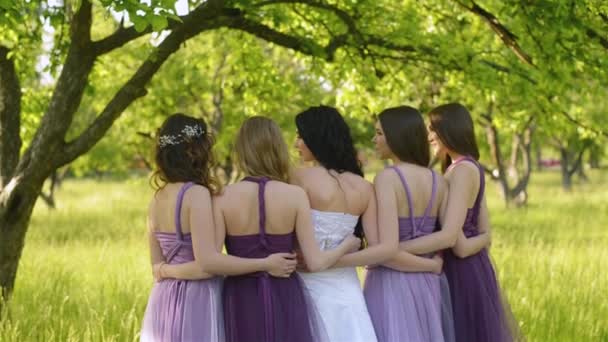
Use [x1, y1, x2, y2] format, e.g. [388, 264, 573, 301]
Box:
[295, 105, 365, 240]
[428, 103, 480, 173]
[151, 113, 221, 195]
[234, 116, 291, 182]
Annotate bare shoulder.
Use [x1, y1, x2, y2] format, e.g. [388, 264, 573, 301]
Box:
[433, 170, 449, 188]
[290, 166, 317, 186]
[295, 166, 326, 179]
[212, 182, 241, 205]
[271, 180, 307, 196]
[270, 181, 307, 206]
[447, 161, 479, 184]
[340, 171, 372, 192]
[373, 168, 398, 186]
[183, 184, 211, 208]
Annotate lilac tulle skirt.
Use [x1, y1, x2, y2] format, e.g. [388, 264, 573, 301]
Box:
[364, 267, 446, 342]
[140, 277, 224, 342]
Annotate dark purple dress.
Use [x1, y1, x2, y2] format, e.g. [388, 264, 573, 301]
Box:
[222, 177, 325, 342]
[444, 157, 520, 342]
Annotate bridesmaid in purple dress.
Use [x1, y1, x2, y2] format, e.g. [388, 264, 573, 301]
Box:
[409, 103, 520, 341]
[217, 116, 361, 342]
[141, 114, 298, 342]
[363, 106, 448, 341]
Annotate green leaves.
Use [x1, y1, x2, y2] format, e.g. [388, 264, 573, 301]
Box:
[100, 0, 177, 32]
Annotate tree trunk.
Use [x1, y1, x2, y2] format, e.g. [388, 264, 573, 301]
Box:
[483, 112, 534, 206]
[589, 144, 601, 169]
[534, 141, 543, 171]
[0, 177, 43, 303]
[560, 147, 572, 191]
[508, 133, 520, 179]
[484, 117, 510, 206]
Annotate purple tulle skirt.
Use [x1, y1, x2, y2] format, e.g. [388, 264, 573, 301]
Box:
[140, 277, 224, 342]
[364, 267, 446, 342]
[444, 248, 520, 342]
[223, 272, 327, 342]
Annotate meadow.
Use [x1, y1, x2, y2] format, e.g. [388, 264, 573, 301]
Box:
[1, 170, 606, 341]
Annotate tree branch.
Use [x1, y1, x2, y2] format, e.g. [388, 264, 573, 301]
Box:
[560, 110, 608, 138]
[479, 59, 537, 84]
[93, 15, 188, 56]
[253, 1, 427, 59]
[16, 0, 95, 181]
[455, 0, 535, 66]
[0, 46, 22, 188]
[93, 25, 151, 56]
[567, 143, 589, 177]
[585, 26, 608, 50]
[59, 4, 226, 166]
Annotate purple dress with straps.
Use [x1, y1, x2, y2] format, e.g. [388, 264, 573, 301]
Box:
[444, 157, 519, 342]
[364, 167, 448, 342]
[141, 182, 225, 342]
[222, 177, 326, 342]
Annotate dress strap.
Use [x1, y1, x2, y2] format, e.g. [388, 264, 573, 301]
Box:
[471, 161, 485, 225]
[417, 170, 437, 232]
[175, 182, 195, 241]
[164, 182, 194, 263]
[448, 156, 485, 225]
[243, 176, 271, 248]
[390, 166, 416, 230]
[242, 176, 274, 340]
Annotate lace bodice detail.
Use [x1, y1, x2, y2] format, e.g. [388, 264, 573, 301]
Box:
[311, 209, 359, 251]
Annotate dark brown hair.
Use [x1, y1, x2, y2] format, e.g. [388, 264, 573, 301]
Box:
[378, 106, 430, 167]
[428, 103, 480, 172]
[151, 113, 221, 194]
[234, 116, 290, 182]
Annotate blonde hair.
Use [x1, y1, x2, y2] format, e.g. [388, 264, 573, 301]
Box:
[235, 116, 290, 182]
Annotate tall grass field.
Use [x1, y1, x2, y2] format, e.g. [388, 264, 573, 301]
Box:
[1, 170, 607, 341]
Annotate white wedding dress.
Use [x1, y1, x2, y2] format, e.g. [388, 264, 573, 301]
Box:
[298, 210, 378, 342]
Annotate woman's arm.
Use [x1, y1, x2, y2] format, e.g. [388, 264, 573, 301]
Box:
[400, 165, 487, 255]
[159, 187, 297, 279]
[333, 177, 398, 268]
[356, 170, 441, 272]
[294, 187, 361, 272]
[147, 201, 165, 264]
[452, 195, 491, 258]
[381, 252, 443, 273]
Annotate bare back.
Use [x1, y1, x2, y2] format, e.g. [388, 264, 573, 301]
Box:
[215, 180, 305, 236]
[388, 164, 447, 218]
[149, 182, 197, 234]
[291, 166, 371, 216]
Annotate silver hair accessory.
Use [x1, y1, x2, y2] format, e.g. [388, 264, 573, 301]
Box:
[158, 124, 205, 148]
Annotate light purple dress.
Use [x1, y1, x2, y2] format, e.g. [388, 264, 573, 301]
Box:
[364, 167, 449, 342]
[140, 182, 224, 342]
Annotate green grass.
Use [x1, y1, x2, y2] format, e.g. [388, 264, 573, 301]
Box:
[1, 170, 607, 341]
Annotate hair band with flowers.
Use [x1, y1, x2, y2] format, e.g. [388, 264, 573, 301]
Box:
[158, 124, 205, 148]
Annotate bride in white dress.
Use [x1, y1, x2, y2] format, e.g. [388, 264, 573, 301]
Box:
[290, 106, 398, 342]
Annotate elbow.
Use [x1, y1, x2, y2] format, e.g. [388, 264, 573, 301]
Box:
[384, 241, 399, 260]
[451, 246, 468, 258]
[198, 254, 219, 275]
[306, 261, 324, 273]
[198, 260, 213, 274]
[440, 230, 458, 249]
